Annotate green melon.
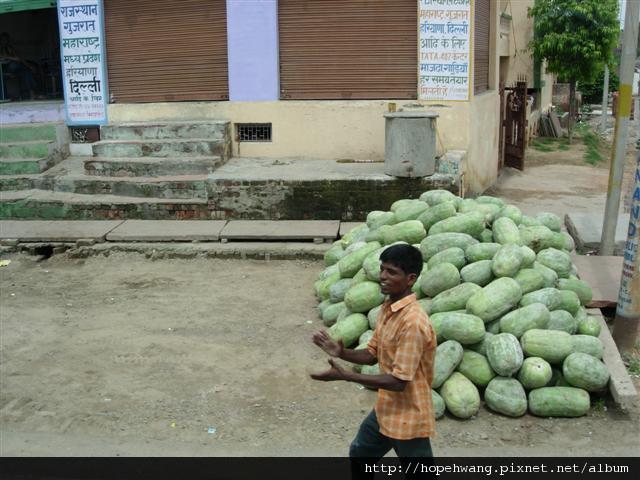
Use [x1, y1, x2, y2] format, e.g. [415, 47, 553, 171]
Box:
[476, 195, 505, 207]
[536, 248, 572, 278]
[430, 283, 482, 314]
[548, 310, 577, 334]
[520, 246, 537, 268]
[517, 357, 552, 389]
[499, 303, 550, 338]
[329, 278, 353, 303]
[433, 340, 464, 389]
[420, 189, 457, 206]
[465, 242, 501, 262]
[467, 332, 494, 356]
[381, 220, 426, 245]
[411, 263, 429, 298]
[486, 333, 524, 377]
[456, 350, 496, 387]
[439, 372, 481, 419]
[432, 390, 446, 419]
[520, 287, 562, 311]
[324, 242, 346, 266]
[390, 198, 422, 212]
[492, 217, 522, 245]
[577, 315, 602, 337]
[367, 304, 382, 329]
[513, 268, 545, 295]
[532, 261, 559, 288]
[362, 247, 385, 282]
[421, 262, 461, 297]
[359, 329, 374, 346]
[440, 312, 486, 344]
[484, 377, 528, 417]
[571, 335, 604, 359]
[562, 352, 610, 392]
[520, 215, 542, 227]
[520, 329, 573, 364]
[495, 204, 523, 225]
[479, 229, 494, 242]
[394, 201, 430, 223]
[528, 387, 590, 417]
[351, 268, 368, 285]
[317, 299, 332, 317]
[557, 289, 581, 315]
[557, 278, 593, 306]
[344, 281, 385, 313]
[428, 312, 447, 344]
[429, 211, 485, 238]
[322, 301, 347, 327]
[337, 306, 353, 322]
[420, 232, 478, 261]
[338, 241, 382, 278]
[520, 225, 555, 252]
[427, 247, 467, 270]
[317, 271, 342, 300]
[417, 202, 457, 231]
[466, 277, 523, 322]
[460, 260, 494, 287]
[366, 210, 397, 230]
[327, 313, 368, 347]
[486, 319, 501, 334]
[536, 212, 562, 232]
[491, 244, 524, 278]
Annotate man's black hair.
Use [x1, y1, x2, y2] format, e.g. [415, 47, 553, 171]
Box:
[379, 244, 423, 276]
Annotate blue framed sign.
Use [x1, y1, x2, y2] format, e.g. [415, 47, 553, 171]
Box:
[57, 0, 108, 125]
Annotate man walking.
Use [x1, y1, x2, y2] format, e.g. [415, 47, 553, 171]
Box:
[311, 244, 436, 478]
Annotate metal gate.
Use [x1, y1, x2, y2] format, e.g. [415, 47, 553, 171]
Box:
[501, 79, 528, 170]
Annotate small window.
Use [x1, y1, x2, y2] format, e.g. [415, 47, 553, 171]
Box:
[69, 126, 100, 143]
[236, 123, 272, 142]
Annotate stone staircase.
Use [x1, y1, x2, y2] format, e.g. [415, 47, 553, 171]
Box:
[0, 123, 69, 175]
[0, 120, 231, 220]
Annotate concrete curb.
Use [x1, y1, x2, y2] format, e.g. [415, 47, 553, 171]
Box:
[588, 308, 638, 409]
[65, 241, 330, 261]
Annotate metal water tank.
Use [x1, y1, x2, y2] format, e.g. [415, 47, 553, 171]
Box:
[383, 111, 439, 177]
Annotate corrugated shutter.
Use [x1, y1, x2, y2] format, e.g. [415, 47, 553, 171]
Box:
[474, 0, 490, 95]
[278, 0, 417, 100]
[104, 0, 228, 103]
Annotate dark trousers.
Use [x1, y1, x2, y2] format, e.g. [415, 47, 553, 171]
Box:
[349, 410, 435, 479]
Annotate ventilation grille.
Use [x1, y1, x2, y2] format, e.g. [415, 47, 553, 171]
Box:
[69, 126, 100, 143]
[236, 123, 272, 142]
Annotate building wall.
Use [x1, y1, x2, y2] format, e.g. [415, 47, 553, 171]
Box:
[106, 0, 500, 194]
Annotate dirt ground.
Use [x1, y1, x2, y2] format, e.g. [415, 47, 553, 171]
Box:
[1, 253, 638, 457]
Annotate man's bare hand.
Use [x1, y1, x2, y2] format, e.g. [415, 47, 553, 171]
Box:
[312, 330, 344, 358]
[309, 359, 347, 382]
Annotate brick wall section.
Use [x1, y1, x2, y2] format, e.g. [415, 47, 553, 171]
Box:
[207, 175, 458, 221]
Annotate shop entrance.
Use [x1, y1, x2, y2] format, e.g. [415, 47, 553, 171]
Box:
[0, 4, 62, 102]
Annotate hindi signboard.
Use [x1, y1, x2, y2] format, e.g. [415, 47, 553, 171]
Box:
[57, 0, 108, 125]
[418, 0, 472, 101]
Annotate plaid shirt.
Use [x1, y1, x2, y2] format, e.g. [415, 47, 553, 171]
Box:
[367, 293, 436, 440]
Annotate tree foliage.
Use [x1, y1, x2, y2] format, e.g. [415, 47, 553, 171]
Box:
[528, 0, 619, 85]
[527, 0, 619, 142]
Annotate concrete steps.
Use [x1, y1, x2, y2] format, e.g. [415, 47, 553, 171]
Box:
[101, 121, 229, 141]
[91, 138, 228, 159]
[0, 190, 209, 220]
[84, 156, 224, 177]
[0, 122, 69, 175]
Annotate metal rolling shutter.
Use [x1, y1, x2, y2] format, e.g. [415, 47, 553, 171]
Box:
[474, 0, 490, 95]
[278, 0, 417, 100]
[104, 0, 228, 103]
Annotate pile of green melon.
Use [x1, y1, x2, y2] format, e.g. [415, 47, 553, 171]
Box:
[314, 190, 610, 420]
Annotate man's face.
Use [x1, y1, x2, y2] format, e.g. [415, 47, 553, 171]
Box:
[379, 261, 416, 297]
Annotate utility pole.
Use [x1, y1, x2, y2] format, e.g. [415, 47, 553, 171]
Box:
[613, 151, 639, 354]
[600, 0, 639, 255]
[600, 65, 609, 133]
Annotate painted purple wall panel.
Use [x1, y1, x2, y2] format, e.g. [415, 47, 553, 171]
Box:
[227, 0, 279, 101]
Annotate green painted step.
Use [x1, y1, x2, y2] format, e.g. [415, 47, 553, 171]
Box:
[0, 190, 210, 220]
[92, 139, 228, 159]
[0, 123, 58, 143]
[0, 140, 54, 159]
[0, 158, 53, 175]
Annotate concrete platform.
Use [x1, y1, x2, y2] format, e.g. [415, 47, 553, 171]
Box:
[220, 220, 340, 242]
[565, 212, 630, 254]
[107, 220, 227, 242]
[572, 254, 624, 307]
[589, 309, 638, 409]
[0, 220, 122, 242]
